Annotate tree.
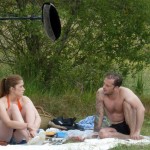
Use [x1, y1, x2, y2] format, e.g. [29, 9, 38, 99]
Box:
[0, 0, 150, 93]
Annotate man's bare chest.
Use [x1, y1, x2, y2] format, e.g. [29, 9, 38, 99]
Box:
[104, 97, 124, 113]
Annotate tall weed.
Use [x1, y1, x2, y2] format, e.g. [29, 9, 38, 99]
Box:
[135, 73, 144, 95]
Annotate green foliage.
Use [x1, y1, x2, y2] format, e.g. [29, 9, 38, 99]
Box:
[0, 0, 150, 94]
[57, 0, 150, 92]
[0, 64, 12, 77]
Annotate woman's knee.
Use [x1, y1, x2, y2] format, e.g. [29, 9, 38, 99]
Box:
[22, 103, 31, 110]
[9, 104, 20, 114]
[21, 103, 34, 114]
[21, 103, 35, 119]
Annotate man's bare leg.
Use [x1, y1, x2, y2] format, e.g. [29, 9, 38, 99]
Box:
[123, 101, 136, 135]
[99, 128, 130, 139]
[123, 102, 143, 140]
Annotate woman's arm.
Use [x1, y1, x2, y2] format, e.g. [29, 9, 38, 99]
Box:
[0, 103, 28, 129]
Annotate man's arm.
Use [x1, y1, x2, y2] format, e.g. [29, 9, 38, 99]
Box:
[94, 89, 104, 132]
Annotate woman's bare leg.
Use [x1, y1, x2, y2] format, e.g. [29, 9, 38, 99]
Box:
[13, 103, 37, 141]
[0, 104, 29, 142]
[21, 103, 36, 124]
[0, 121, 13, 142]
[9, 104, 30, 142]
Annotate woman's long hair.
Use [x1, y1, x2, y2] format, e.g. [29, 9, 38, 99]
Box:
[0, 75, 23, 98]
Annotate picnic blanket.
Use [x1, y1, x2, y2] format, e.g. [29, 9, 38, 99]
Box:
[1, 137, 150, 150]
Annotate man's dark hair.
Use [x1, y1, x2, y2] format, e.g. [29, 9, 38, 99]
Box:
[105, 72, 123, 87]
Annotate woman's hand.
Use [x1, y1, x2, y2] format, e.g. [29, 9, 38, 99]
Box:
[29, 130, 37, 138]
[27, 123, 36, 131]
[27, 123, 37, 137]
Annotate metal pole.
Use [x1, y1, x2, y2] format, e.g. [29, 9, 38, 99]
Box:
[0, 16, 42, 21]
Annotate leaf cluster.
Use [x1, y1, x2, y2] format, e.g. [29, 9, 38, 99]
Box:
[0, 0, 150, 94]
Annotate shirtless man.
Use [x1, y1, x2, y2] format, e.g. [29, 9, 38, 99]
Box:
[0, 74, 41, 144]
[94, 72, 145, 140]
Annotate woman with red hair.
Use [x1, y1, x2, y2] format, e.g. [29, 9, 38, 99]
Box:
[0, 74, 41, 145]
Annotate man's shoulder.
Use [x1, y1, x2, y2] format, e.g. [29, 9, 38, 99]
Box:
[120, 86, 134, 93]
[120, 86, 138, 99]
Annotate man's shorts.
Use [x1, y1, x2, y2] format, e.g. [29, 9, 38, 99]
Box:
[110, 121, 130, 135]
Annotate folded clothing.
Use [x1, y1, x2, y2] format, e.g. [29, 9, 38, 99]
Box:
[77, 115, 109, 130]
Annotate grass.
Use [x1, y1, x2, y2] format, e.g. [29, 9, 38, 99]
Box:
[112, 145, 150, 150]
[28, 90, 96, 120]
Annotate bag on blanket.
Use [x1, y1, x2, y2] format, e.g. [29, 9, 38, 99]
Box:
[52, 116, 80, 130]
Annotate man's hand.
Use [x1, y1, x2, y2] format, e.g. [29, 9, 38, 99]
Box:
[94, 115, 100, 132]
